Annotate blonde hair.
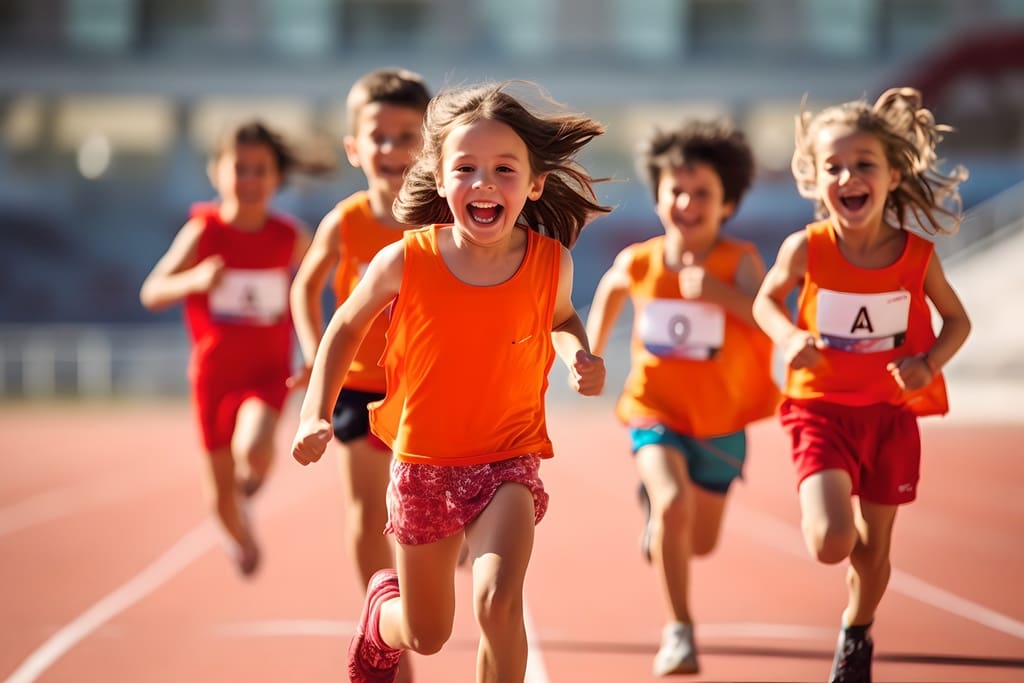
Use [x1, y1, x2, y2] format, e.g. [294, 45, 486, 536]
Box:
[394, 81, 611, 248]
[792, 87, 968, 235]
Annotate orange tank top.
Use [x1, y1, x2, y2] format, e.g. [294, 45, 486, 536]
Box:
[785, 220, 947, 415]
[616, 236, 780, 437]
[331, 192, 406, 393]
[369, 225, 561, 465]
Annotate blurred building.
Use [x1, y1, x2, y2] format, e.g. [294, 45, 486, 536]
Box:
[0, 0, 1022, 394]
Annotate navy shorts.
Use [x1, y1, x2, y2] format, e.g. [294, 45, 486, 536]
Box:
[332, 387, 386, 443]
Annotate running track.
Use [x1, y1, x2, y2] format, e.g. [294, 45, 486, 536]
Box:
[2, 395, 1022, 682]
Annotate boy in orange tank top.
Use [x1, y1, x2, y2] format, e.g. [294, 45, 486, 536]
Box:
[290, 69, 430, 682]
[292, 81, 610, 683]
[586, 119, 779, 676]
[141, 121, 331, 577]
[753, 88, 971, 683]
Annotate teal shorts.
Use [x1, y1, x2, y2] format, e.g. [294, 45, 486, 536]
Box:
[629, 425, 747, 494]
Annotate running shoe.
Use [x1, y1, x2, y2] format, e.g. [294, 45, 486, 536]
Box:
[829, 626, 873, 682]
[653, 622, 699, 676]
[348, 568, 403, 683]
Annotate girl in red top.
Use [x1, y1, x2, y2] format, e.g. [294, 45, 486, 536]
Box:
[753, 88, 971, 683]
[141, 121, 329, 577]
[292, 81, 610, 683]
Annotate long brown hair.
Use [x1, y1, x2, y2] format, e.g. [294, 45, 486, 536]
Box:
[394, 81, 611, 247]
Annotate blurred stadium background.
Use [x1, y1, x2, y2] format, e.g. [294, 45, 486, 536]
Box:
[1, 0, 1022, 399]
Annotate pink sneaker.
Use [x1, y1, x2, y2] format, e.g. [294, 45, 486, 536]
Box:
[348, 569, 403, 683]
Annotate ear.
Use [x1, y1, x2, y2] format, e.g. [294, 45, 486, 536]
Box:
[888, 167, 901, 192]
[720, 199, 737, 222]
[342, 135, 362, 169]
[527, 172, 548, 201]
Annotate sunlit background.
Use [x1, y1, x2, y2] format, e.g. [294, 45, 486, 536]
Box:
[1, 0, 1022, 399]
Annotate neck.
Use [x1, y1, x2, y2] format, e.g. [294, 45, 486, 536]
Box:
[366, 188, 403, 227]
[218, 199, 267, 230]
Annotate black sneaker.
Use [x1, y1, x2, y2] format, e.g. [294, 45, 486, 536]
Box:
[829, 626, 873, 683]
[638, 483, 652, 564]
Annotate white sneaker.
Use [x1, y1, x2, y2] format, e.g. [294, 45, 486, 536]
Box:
[653, 622, 699, 676]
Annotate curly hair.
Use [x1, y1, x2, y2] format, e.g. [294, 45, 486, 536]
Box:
[393, 81, 612, 248]
[792, 87, 968, 235]
[637, 119, 755, 213]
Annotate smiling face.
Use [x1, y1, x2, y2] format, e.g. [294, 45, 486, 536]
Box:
[210, 142, 281, 209]
[436, 117, 546, 247]
[813, 123, 900, 232]
[655, 161, 734, 250]
[345, 102, 425, 198]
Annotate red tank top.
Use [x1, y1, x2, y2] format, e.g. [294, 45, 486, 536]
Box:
[331, 192, 406, 392]
[617, 236, 780, 437]
[369, 225, 561, 465]
[183, 203, 297, 384]
[785, 220, 947, 415]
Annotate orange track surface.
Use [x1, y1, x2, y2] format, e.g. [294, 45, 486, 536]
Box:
[2, 400, 1022, 682]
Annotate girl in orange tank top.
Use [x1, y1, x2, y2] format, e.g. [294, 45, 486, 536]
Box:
[753, 88, 971, 683]
[291, 81, 611, 683]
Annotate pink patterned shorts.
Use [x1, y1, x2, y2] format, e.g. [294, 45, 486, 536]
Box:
[384, 455, 549, 546]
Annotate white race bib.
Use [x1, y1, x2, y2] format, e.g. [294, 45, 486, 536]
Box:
[816, 288, 909, 353]
[209, 268, 289, 324]
[639, 299, 725, 360]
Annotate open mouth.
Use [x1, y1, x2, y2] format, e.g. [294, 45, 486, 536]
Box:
[839, 194, 869, 211]
[468, 201, 503, 225]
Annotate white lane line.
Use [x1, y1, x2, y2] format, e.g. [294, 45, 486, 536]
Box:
[3, 521, 217, 683]
[730, 502, 1024, 640]
[891, 570, 1024, 639]
[524, 600, 551, 683]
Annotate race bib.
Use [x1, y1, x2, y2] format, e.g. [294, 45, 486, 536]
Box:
[817, 288, 909, 353]
[209, 268, 289, 325]
[639, 299, 725, 360]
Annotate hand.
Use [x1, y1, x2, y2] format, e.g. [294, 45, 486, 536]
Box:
[678, 251, 724, 302]
[783, 331, 823, 370]
[887, 354, 935, 392]
[285, 365, 312, 391]
[570, 349, 605, 396]
[292, 418, 333, 466]
[192, 255, 225, 293]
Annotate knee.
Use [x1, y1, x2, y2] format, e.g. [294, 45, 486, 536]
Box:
[473, 581, 523, 637]
[849, 540, 890, 575]
[654, 490, 689, 531]
[803, 518, 856, 564]
[691, 531, 719, 557]
[404, 619, 453, 656]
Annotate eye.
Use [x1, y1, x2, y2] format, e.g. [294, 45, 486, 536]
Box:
[454, 164, 474, 173]
[857, 161, 876, 171]
[823, 164, 842, 176]
[496, 164, 515, 173]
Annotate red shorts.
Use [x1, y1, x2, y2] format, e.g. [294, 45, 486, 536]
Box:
[193, 378, 288, 451]
[779, 398, 921, 505]
[384, 455, 549, 546]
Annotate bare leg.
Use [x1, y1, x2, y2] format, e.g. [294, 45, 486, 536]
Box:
[465, 483, 536, 683]
[232, 398, 279, 497]
[843, 499, 897, 627]
[797, 469, 858, 564]
[336, 437, 395, 587]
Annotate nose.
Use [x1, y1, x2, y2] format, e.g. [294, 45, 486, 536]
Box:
[472, 171, 496, 189]
[838, 168, 852, 184]
[378, 138, 395, 154]
[675, 193, 691, 210]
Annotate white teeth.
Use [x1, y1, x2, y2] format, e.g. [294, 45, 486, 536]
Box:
[470, 201, 497, 208]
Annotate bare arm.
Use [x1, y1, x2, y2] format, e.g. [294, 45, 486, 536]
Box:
[292, 241, 405, 465]
[139, 218, 223, 311]
[679, 249, 765, 327]
[752, 231, 822, 370]
[887, 253, 972, 391]
[289, 206, 343, 368]
[551, 246, 605, 396]
[585, 249, 631, 358]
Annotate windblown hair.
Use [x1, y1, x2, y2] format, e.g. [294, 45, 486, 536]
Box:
[346, 67, 432, 134]
[638, 119, 755, 214]
[792, 87, 968, 235]
[393, 81, 612, 248]
[214, 120, 335, 182]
